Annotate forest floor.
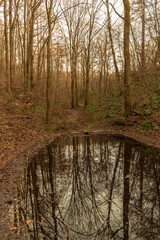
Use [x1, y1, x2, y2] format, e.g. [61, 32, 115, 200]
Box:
[0, 84, 160, 239]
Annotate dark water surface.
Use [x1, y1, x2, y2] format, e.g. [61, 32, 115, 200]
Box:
[14, 134, 160, 239]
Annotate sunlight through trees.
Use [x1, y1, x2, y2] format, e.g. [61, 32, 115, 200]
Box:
[0, 0, 159, 119]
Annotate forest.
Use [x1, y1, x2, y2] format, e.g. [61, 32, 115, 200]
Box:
[0, 0, 159, 118]
[0, 0, 160, 239]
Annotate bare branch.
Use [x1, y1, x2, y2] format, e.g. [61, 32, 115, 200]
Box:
[109, 3, 124, 20]
[0, 0, 3, 6]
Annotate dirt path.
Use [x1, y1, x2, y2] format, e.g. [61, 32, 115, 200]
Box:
[65, 108, 81, 122]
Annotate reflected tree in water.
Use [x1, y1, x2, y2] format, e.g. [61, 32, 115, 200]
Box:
[14, 135, 160, 240]
[123, 141, 131, 240]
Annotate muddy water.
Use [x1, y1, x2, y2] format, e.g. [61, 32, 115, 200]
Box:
[13, 134, 160, 239]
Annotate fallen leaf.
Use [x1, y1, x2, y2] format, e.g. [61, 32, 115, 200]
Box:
[125, 174, 130, 179]
[26, 219, 32, 225]
[10, 227, 17, 230]
[39, 233, 46, 237]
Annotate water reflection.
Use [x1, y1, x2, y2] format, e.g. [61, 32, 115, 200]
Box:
[14, 135, 160, 239]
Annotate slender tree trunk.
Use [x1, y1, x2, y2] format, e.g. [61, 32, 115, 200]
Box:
[84, 22, 92, 107]
[123, 0, 132, 117]
[103, 33, 108, 96]
[131, 26, 141, 69]
[26, 0, 30, 95]
[85, 56, 90, 106]
[153, 0, 160, 65]
[9, 0, 14, 90]
[46, 0, 54, 121]
[154, 34, 160, 65]
[157, 35, 160, 65]
[141, 0, 145, 70]
[84, 2, 97, 107]
[141, 0, 146, 86]
[23, 0, 27, 93]
[106, 0, 120, 85]
[71, 55, 76, 108]
[4, 0, 10, 91]
[85, 35, 91, 107]
[29, 18, 34, 94]
[26, 2, 36, 98]
[75, 61, 78, 106]
[98, 68, 102, 104]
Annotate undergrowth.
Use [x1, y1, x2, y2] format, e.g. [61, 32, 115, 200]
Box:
[141, 118, 159, 131]
[84, 67, 160, 125]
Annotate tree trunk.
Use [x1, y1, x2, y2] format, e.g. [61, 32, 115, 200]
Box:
[123, 0, 132, 117]
[106, 0, 120, 85]
[71, 55, 76, 108]
[141, 0, 146, 86]
[26, 1, 39, 98]
[26, 13, 34, 98]
[157, 35, 160, 65]
[75, 61, 78, 106]
[9, 0, 14, 90]
[46, 0, 54, 121]
[23, 0, 27, 93]
[98, 68, 102, 104]
[85, 56, 90, 107]
[141, 0, 145, 70]
[4, 0, 10, 91]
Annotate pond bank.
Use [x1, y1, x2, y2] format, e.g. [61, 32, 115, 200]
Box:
[0, 128, 160, 239]
[0, 91, 160, 239]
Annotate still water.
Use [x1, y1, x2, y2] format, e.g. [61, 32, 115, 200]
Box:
[14, 134, 160, 239]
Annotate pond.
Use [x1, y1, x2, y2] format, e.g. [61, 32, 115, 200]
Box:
[13, 134, 160, 240]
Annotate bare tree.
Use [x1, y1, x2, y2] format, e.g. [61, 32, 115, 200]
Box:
[84, 0, 101, 106]
[152, 0, 160, 65]
[141, 0, 146, 71]
[4, 0, 9, 91]
[9, 0, 21, 90]
[26, 0, 41, 98]
[62, 0, 87, 108]
[123, 0, 132, 117]
[46, 0, 55, 121]
[105, 0, 121, 89]
[23, 0, 27, 93]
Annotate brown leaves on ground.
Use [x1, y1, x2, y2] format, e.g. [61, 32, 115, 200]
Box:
[1, 86, 160, 179]
[0, 86, 160, 239]
[0, 89, 89, 179]
[0, 91, 46, 175]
